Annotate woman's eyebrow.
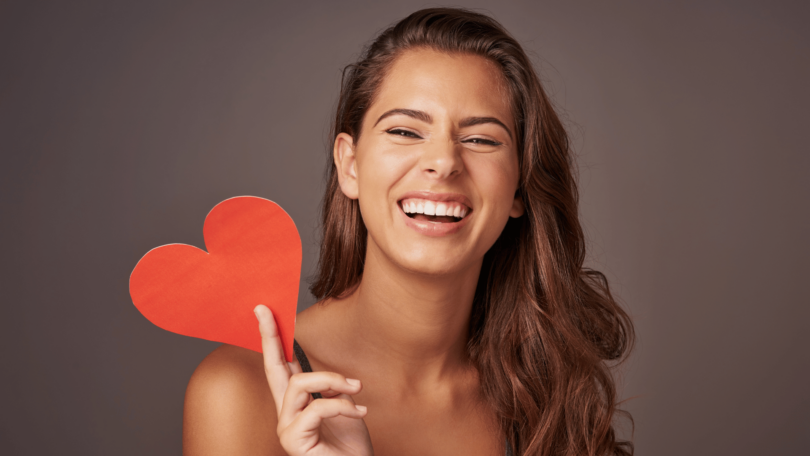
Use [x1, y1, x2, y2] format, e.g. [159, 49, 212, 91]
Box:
[458, 117, 513, 141]
[374, 109, 513, 141]
[374, 108, 433, 126]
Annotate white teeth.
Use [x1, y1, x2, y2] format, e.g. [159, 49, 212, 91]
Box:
[400, 198, 470, 219]
[424, 201, 436, 216]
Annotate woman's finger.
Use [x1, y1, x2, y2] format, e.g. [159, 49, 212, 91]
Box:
[278, 372, 362, 429]
[288, 356, 303, 376]
[280, 397, 368, 445]
[255, 304, 292, 415]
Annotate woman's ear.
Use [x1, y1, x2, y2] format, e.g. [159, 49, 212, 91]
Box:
[509, 193, 525, 218]
[333, 132, 359, 199]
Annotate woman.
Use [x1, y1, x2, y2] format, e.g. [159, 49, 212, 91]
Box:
[183, 8, 634, 456]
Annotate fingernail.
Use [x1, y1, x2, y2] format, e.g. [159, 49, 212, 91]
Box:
[355, 405, 367, 412]
[254, 306, 261, 319]
[346, 378, 361, 387]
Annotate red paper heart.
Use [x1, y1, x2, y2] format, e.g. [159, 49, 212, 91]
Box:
[129, 196, 301, 361]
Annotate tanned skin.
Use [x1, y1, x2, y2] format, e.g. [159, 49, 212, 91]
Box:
[183, 48, 524, 456]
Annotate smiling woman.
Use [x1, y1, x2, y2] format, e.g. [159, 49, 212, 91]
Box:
[183, 8, 634, 456]
[334, 48, 523, 261]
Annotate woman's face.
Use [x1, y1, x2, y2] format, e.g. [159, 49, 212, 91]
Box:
[334, 48, 523, 276]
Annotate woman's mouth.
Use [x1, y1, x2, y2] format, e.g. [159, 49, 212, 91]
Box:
[398, 198, 470, 223]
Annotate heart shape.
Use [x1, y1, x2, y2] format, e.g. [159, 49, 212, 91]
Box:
[129, 196, 301, 361]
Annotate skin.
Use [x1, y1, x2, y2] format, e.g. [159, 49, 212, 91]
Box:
[183, 48, 524, 456]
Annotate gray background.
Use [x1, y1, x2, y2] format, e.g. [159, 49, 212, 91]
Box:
[1, 0, 808, 454]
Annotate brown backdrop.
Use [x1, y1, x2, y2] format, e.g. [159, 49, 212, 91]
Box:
[1, 1, 808, 454]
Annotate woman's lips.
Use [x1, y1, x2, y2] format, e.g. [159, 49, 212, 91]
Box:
[397, 196, 472, 236]
[409, 213, 457, 223]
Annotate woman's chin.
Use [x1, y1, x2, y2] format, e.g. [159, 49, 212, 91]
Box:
[366, 229, 485, 278]
[394, 252, 481, 278]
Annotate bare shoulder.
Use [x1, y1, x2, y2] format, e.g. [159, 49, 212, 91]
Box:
[183, 344, 283, 456]
[186, 343, 266, 392]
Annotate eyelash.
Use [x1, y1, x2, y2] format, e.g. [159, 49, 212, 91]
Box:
[386, 129, 421, 139]
[385, 129, 503, 146]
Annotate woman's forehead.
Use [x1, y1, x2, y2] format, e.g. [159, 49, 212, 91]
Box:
[368, 48, 513, 126]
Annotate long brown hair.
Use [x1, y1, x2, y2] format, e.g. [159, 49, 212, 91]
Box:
[311, 8, 634, 456]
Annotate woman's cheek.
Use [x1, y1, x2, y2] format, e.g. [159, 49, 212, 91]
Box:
[470, 156, 519, 206]
[356, 148, 409, 216]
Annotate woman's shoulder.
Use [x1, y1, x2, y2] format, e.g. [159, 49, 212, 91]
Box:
[183, 344, 282, 455]
[182, 301, 339, 456]
[187, 344, 266, 395]
[187, 298, 334, 401]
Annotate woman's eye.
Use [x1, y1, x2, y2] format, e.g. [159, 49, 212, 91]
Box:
[386, 129, 421, 139]
[464, 138, 502, 146]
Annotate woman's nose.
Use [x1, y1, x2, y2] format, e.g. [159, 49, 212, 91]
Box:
[419, 139, 463, 180]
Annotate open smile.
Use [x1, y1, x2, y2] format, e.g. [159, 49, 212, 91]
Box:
[396, 192, 473, 236]
[399, 198, 470, 223]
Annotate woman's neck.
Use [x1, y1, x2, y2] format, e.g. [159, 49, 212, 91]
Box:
[333, 241, 483, 388]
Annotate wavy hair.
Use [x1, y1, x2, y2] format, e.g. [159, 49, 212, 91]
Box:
[310, 8, 634, 456]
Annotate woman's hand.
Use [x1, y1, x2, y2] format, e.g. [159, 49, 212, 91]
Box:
[254, 305, 374, 456]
